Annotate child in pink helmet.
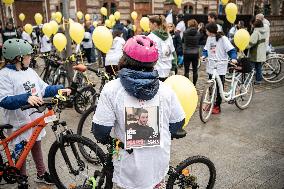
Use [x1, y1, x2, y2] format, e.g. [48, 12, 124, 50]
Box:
[92, 35, 185, 189]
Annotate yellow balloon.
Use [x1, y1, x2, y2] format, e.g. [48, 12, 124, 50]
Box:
[109, 14, 115, 22]
[24, 24, 33, 35]
[131, 11, 138, 20]
[105, 19, 112, 28]
[2, 0, 14, 5]
[140, 17, 150, 31]
[165, 75, 198, 128]
[100, 7, 107, 16]
[85, 14, 91, 21]
[92, 26, 113, 53]
[226, 14, 236, 24]
[114, 11, 120, 20]
[19, 13, 25, 22]
[225, 3, 238, 15]
[53, 33, 67, 52]
[34, 13, 43, 25]
[49, 20, 59, 34]
[51, 12, 56, 20]
[174, 0, 182, 8]
[133, 25, 136, 32]
[55, 12, 62, 23]
[221, 0, 229, 5]
[77, 11, 83, 20]
[234, 29, 250, 51]
[93, 21, 98, 27]
[42, 23, 53, 38]
[69, 22, 85, 44]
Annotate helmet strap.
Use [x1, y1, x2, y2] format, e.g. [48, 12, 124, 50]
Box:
[20, 57, 28, 71]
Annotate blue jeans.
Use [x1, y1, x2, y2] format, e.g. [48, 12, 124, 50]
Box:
[252, 61, 262, 82]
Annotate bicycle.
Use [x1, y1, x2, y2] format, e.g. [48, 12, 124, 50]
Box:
[77, 67, 116, 162]
[199, 58, 255, 123]
[262, 53, 284, 83]
[51, 134, 216, 189]
[0, 91, 103, 189]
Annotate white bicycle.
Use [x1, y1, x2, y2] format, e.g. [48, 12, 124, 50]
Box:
[262, 52, 284, 83]
[199, 58, 255, 123]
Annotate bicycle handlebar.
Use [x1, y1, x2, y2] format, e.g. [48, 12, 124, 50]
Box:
[20, 98, 59, 111]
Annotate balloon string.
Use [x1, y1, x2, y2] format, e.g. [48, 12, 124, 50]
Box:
[79, 48, 84, 65]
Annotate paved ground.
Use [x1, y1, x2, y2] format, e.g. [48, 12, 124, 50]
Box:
[0, 58, 284, 189]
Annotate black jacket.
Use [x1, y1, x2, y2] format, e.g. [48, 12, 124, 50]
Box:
[170, 31, 183, 56]
[183, 27, 201, 55]
[2, 28, 18, 42]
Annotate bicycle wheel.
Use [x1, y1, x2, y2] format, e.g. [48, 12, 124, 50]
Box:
[235, 76, 254, 110]
[262, 57, 283, 83]
[199, 82, 216, 123]
[77, 105, 107, 163]
[48, 134, 105, 189]
[74, 86, 96, 114]
[56, 73, 69, 88]
[166, 156, 216, 189]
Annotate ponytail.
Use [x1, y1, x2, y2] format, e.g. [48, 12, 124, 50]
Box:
[216, 33, 222, 42]
[149, 15, 167, 32]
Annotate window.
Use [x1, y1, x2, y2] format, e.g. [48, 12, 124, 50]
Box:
[110, 3, 116, 14]
[204, 7, 208, 14]
[188, 6, 193, 14]
[184, 5, 188, 14]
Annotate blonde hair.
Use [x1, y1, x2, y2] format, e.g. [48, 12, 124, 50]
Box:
[149, 15, 167, 31]
[187, 19, 198, 29]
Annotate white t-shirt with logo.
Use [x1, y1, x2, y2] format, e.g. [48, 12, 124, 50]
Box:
[0, 68, 48, 144]
[105, 36, 125, 66]
[93, 79, 185, 189]
[22, 31, 33, 44]
[82, 32, 93, 49]
[40, 35, 51, 53]
[204, 36, 234, 75]
[148, 33, 175, 78]
[176, 21, 186, 39]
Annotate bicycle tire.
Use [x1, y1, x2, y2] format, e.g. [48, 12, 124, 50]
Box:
[55, 73, 69, 88]
[166, 156, 216, 189]
[262, 57, 284, 83]
[235, 78, 254, 110]
[74, 86, 96, 114]
[77, 105, 98, 163]
[48, 134, 105, 189]
[199, 82, 216, 123]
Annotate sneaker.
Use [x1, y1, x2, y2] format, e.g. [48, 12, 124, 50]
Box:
[34, 172, 54, 185]
[212, 105, 221, 114]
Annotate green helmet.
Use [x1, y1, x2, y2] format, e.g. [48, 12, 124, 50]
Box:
[2, 39, 33, 60]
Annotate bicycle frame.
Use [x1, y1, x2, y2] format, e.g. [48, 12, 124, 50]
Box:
[0, 109, 55, 174]
[207, 59, 254, 102]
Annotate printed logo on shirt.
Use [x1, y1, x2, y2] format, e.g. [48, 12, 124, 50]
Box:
[209, 42, 217, 55]
[23, 81, 38, 96]
[125, 106, 160, 149]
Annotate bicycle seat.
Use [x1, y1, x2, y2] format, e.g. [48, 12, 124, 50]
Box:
[0, 124, 13, 130]
[73, 64, 87, 72]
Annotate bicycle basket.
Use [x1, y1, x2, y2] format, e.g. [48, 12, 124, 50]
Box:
[237, 58, 253, 73]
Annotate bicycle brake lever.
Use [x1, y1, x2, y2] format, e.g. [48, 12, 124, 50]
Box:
[29, 105, 47, 116]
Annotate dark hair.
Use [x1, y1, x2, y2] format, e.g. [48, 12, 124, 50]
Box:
[238, 21, 245, 28]
[206, 22, 222, 41]
[149, 15, 167, 31]
[208, 12, 218, 20]
[177, 14, 184, 20]
[126, 19, 131, 24]
[137, 109, 148, 117]
[118, 54, 155, 72]
[253, 19, 263, 28]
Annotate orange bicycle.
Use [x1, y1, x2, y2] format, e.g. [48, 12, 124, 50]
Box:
[0, 92, 102, 189]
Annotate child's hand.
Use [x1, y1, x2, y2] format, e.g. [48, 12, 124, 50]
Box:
[28, 96, 44, 106]
[59, 89, 72, 96]
[231, 59, 238, 64]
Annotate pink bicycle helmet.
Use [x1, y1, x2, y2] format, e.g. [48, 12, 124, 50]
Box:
[123, 35, 158, 64]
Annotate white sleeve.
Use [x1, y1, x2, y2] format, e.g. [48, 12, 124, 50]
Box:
[222, 36, 234, 52]
[0, 73, 13, 102]
[93, 86, 116, 126]
[169, 90, 185, 123]
[204, 38, 210, 51]
[169, 36, 175, 53]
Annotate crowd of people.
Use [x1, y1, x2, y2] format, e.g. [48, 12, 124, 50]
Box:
[0, 11, 272, 189]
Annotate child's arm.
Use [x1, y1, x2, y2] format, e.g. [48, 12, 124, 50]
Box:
[43, 85, 64, 98]
[0, 93, 30, 110]
[227, 48, 237, 60]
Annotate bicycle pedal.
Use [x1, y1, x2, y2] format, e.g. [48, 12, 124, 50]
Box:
[228, 100, 235, 104]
